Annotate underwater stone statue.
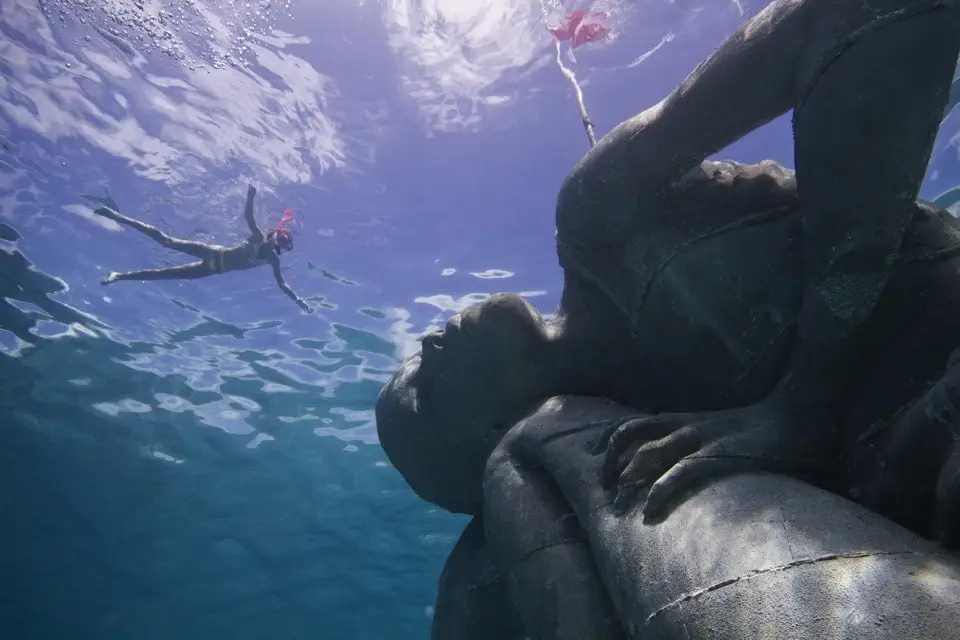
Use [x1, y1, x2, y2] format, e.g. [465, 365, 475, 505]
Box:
[377, 0, 960, 637]
[480, 396, 960, 639]
[383, 298, 960, 638]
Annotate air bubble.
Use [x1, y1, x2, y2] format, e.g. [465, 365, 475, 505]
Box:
[53, 0, 284, 71]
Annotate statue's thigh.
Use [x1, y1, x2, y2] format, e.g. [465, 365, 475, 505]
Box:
[847, 344, 960, 542]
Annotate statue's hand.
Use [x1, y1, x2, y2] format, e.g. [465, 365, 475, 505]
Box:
[600, 398, 832, 521]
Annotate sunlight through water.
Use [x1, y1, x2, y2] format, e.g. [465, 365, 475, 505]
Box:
[2, 0, 960, 637]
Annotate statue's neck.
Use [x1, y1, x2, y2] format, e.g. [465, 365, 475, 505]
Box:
[536, 329, 623, 400]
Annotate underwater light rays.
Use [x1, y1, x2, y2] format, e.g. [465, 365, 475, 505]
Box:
[0, 0, 347, 199]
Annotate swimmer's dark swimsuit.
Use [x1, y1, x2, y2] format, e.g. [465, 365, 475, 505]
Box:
[206, 250, 226, 274]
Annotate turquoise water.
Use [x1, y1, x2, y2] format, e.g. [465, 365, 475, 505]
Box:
[2, 0, 960, 637]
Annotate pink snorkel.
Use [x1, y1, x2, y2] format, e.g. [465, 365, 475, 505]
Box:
[273, 208, 296, 254]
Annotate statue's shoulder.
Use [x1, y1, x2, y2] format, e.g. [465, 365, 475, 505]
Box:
[555, 156, 801, 324]
[556, 156, 798, 249]
[672, 159, 797, 208]
[496, 396, 647, 461]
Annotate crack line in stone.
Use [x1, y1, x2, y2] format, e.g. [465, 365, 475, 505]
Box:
[644, 548, 938, 625]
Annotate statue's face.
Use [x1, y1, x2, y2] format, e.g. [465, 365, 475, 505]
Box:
[376, 293, 548, 514]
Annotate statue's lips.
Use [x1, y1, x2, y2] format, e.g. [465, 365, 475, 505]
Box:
[419, 321, 467, 371]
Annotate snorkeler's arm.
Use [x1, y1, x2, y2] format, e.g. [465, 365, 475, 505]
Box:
[244, 185, 264, 241]
[271, 260, 312, 313]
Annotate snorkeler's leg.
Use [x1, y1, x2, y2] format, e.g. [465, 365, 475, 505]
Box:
[87, 201, 167, 243]
[102, 261, 214, 285]
[157, 238, 219, 260]
[86, 199, 217, 260]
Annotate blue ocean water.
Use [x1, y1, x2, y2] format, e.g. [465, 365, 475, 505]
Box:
[1, 0, 959, 638]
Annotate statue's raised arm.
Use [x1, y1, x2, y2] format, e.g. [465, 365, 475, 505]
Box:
[557, 0, 960, 525]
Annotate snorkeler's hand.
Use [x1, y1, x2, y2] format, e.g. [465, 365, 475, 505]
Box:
[297, 298, 314, 314]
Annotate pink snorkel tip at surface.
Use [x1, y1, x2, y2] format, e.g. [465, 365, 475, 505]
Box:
[276, 208, 297, 232]
[273, 209, 297, 252]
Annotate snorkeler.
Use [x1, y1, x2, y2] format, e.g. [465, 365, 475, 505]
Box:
[85, 185, 313, 313]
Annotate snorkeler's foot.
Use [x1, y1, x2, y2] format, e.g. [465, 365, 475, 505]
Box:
[81, 194, 120, 211]
[101, 272, 119, 285]
[91, 206, 121, 220]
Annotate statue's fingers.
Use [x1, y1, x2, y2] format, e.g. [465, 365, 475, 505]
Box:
[621, 427, 703, 487]
[591, 421, 624, 455]
[612, 478, 648, 514]
[593, 417, 665, 455]
[640, 422, 810, 521]
[641, 451, 757, 523]
[611, 429, 698, 513]
[602, 416, 684, 488]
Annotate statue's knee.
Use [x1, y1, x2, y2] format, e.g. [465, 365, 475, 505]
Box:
[937, 442, 960, 548]
[851, 355, 960, 535]
[947, 346, 960, 371]
[929, 356, 960, 434]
